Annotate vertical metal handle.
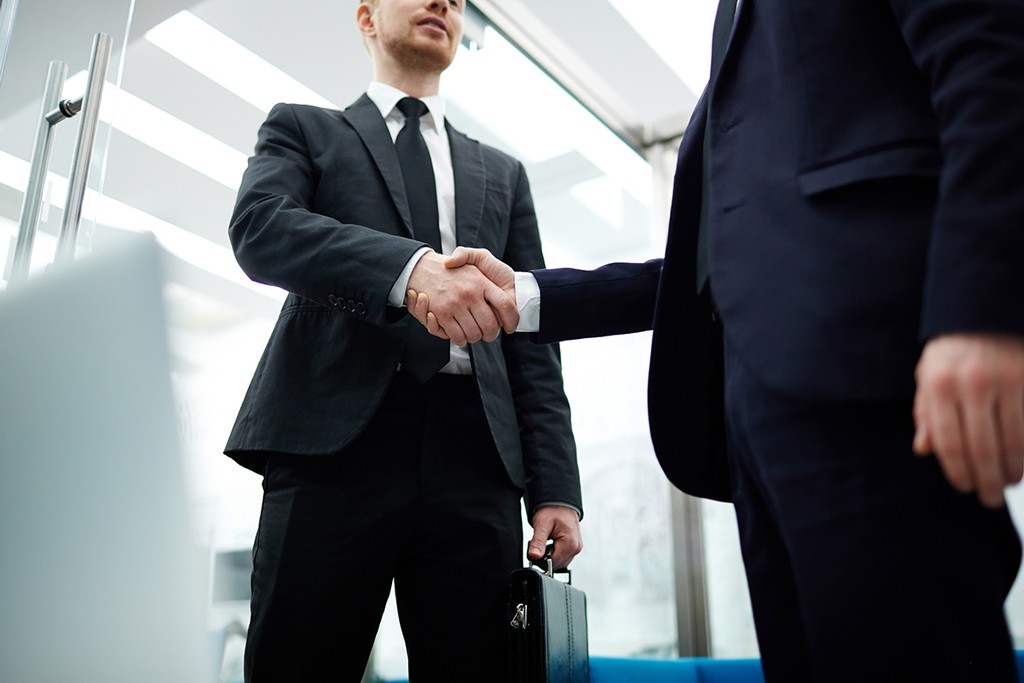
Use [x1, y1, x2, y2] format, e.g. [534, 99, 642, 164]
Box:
[8, 60, 67, 287]
[55, 32, 112, 265]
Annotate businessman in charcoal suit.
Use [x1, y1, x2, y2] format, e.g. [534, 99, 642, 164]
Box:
[224, 1, 582, 681]
[414, 0, 1024, 680]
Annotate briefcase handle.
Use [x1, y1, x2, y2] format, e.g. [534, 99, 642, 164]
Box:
[529, 542, 573, 585]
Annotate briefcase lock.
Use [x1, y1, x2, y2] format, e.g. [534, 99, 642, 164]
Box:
[511, 603, 528, 629]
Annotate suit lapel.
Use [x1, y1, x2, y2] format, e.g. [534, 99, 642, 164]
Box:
[341, 94, 414, 238]
[720, 0, 749, 80]
[341, 96, 489, 247]
[447, 124, 486, 248]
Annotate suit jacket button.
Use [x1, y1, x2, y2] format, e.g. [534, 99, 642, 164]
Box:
[346, 299, 356, 312]
[356, 302, 366, 316]
[328, 294, 339, 307]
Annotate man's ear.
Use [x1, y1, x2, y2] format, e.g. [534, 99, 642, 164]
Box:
[356, 3, 376, 39]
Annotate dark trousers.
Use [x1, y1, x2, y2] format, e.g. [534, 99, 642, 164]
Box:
[244, 372, 524, 683]
[723, 347, 1021, 682]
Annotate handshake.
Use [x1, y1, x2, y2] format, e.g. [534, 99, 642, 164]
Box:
[405, 247, 518, 346]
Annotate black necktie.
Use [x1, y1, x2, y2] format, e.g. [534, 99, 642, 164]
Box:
[395, 97, 449, 383]
[696, 0, 738, 293]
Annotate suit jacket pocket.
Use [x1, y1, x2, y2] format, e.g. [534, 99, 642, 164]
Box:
[797, 142, 941, 196]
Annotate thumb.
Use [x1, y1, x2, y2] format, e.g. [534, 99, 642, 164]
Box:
[445, 246, 473, 269]
[528, 521, 552, 560]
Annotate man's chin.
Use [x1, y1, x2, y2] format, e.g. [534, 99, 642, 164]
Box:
[399, 43, 457, 73]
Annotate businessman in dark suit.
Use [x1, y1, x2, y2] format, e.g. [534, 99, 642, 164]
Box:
[411, 1, 1024, 680]
[224, 1, 583, 680]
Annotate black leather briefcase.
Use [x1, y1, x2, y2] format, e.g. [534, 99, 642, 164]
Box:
[507, 554, 589, 683]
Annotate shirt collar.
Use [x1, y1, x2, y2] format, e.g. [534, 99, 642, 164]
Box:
[367, 81, 446, 135]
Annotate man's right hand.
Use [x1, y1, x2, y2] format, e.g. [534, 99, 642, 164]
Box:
[445, 247, 516, 298]
[913, 332, 1024, 508]
[406, 250, 518, 345]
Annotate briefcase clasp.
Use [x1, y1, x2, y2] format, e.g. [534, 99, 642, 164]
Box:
[510, 602, 528, 629]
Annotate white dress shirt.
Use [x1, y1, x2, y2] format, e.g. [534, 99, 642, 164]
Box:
[371, 82, 471, 374]
[370, 84, 576, 518]
[514, 272, 542, 333]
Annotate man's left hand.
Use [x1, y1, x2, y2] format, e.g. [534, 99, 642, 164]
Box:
[913, 332, 1024, 508]
[527, 505, 583, 571]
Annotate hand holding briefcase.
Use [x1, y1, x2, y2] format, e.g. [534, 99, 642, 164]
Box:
[507, 548, 589, 683]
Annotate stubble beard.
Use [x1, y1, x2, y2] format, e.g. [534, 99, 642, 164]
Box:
[380, 26, 456, 75]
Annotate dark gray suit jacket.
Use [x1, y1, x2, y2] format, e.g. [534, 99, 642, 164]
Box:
[225, 96, 582, 515]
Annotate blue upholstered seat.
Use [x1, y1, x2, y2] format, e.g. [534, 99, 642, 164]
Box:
[378, 650, 1024, 682]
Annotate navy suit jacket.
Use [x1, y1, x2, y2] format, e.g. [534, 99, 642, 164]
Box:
[532, 0, 1024, 502]
[226, 96, 582, 515]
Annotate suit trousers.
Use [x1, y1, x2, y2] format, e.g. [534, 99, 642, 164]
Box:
[723, 345, 1021, 683]
[244, 372, 524, 683]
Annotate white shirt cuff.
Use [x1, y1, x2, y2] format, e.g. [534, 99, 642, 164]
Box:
[388, 247, 433, 307]
[515, 271, 541, 333]
[534, 502, 582, 521]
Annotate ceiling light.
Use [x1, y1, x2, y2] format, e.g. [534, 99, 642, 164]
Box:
[0, 149, 282, 301]
[62, 71, 248, 190]
[145, 11, 335, 113]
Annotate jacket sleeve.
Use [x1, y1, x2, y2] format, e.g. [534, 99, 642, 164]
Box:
[498, 163, 584, 517]
[228, 103, 427, 326]
[889, 0, 1024, 340]
[531, 260, 662, 344]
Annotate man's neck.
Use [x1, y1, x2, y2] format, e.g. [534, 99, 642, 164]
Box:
[374, 66, 441, 99]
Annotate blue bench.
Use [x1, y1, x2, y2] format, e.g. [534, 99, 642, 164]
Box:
[382, 657, 763, 683]
[590, 656, 764, 682]
[382, 651, 1024, 683]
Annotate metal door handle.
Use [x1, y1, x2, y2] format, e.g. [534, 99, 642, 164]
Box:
[8, 32, 112, 286]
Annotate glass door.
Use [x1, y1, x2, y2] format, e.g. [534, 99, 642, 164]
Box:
[0, 0, 133, 286]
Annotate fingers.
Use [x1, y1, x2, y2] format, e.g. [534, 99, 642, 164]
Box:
[433, 305, 484, 345]
[406, 289, 430, 328]
[444, 245, 473, 269]
[408, 252, 488, 343]
[406, 290, 450, 340]
[911, 404, 932, 456]
[483, 285, 520, 334]
[960, 385, 1004, 507]
[911, 380, 932, 456]
[925, 372, 974, 495]
[417, 294, 504, 344]
[446, 248, 518, 331]
[430, 293, 500, 344]
[913, 334, 1024, 508]
[999, 391, 1024, 485]
[446, 320, 470, 347]
[456, 248, 518, 333]
[529, 506, 583, 571]
[527, 521, 551, 562]
[425, 311, 444, 338]
[406, 252, 515, 343]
